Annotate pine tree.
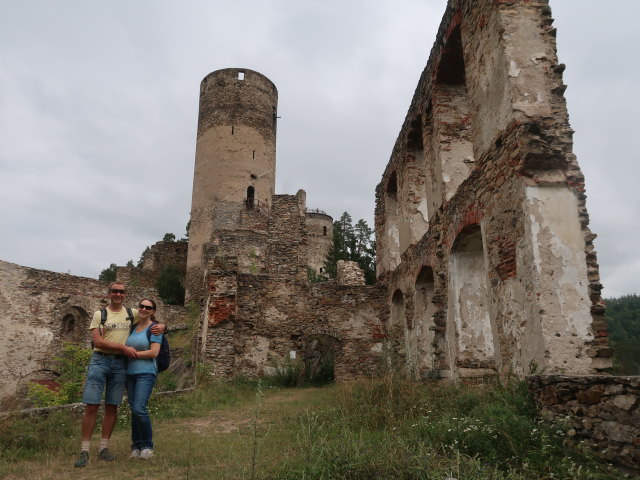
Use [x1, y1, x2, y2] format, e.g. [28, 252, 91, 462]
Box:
[323, 212, 376, 284]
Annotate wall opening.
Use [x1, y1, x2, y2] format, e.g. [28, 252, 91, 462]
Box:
[61, 314, 75, 336]
[303, 334, 337, 383]
[323, 226, 327, 236]
[246, 186, 255, 209]
[403, 115, 429, 243]
[448, 225, 496, 371]
[391, 289, 405, 326]
[59, 306, 89, 343]
[385, 172, 401, 269]
[432, 23, 474, 202]
[238, 71, 245, 80]
[414, 266, 437, 373]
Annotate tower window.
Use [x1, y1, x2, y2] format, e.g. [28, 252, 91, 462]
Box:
[246, 186, 255, 209]
[238, 71, 245, 80]
[323, 226, 327, 236]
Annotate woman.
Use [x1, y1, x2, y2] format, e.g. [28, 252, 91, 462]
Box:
[125, 298, 162, 459]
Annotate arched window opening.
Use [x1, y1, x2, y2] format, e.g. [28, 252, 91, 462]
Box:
[385, 172, 401, 270]
[323, 225, 327, 236]
[61, 314, 75, 336]
[391, 289, 405, 326]
[431, 22, 474, 202]
[414, 266, 437, 373]
[448, 225, 496, 372]
[246, 186, 255, 209]
[60, 307, 89, 343]
[405, 114, 429, 240]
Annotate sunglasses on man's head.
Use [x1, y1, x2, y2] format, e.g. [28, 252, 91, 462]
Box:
[139, 304, 154, 311]
[110, 289, 126, 294]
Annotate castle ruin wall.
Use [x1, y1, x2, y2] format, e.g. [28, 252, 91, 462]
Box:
[374, 0, 609, 381]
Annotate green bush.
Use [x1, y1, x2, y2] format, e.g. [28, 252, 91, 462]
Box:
[27, 343, 91, 407]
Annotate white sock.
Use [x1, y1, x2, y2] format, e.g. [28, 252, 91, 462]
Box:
[99, 438, 109, 451]
[81, 441, 90, 452]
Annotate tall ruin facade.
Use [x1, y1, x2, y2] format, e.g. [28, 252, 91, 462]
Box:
[375, 0, 612, 381]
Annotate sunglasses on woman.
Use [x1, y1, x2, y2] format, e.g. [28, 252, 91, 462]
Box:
[138, 304, 155, 311]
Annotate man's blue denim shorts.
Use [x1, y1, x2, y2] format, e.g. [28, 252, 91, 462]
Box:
[82, 352, 127, 405]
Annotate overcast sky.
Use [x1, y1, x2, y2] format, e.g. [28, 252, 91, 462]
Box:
[1, 1, 638, 298]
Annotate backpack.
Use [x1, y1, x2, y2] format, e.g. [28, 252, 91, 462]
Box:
[144, 321, 171, 373]
[92, 307, 135, 348]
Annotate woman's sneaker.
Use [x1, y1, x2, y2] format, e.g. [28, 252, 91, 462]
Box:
[130, 449, 141, 458]
[139, 448, 154, 459]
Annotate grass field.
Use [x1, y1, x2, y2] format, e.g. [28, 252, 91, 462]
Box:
[0, 375, 635, 480]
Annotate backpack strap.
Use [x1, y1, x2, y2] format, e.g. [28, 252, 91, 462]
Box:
[99, 307, 108, 337]
[126, 307, 135, 333]
[146, 322, 159, 342]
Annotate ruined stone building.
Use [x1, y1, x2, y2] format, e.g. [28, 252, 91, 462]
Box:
[183, 68, 387, 381]
[0, 0, 614, 409]
[374, 0, 612, 381]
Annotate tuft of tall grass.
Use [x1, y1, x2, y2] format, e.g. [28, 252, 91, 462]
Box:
[0, 410, 79, 462]
[270, 376, 626, 480]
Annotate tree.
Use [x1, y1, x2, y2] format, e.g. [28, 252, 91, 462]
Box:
[181, 219, 191, 242]
[604, 294, 640, 374]
[156, 265, 185, 305]
[98, 263, 117, 282]
[163, 233, 176, 242]
[323, 212, 376, 284]
[137, 246, 151, 267]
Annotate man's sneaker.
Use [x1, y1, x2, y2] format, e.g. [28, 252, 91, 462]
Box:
[98, 447, 116, 461]
[74, 450, 89, 468]
[130, 449, 141, 458]
[139, 448, 154, 459]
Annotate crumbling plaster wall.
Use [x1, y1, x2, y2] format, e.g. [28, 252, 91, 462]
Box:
[0, 258, 184, 409]
[374, 0, 608, 380]
[0, 261, 106, 408]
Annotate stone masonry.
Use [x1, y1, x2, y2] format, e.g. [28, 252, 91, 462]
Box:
[196, 189, 387, 379]
[0, 259, 177, 409]
[528, 375, 640, 470]
[374, 0, 611, 381]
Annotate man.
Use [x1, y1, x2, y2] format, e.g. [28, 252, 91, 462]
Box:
[74, 281, 165, 468]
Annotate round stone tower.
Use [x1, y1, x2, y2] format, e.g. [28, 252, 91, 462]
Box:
[305, 211, 334, 276]
[186, 68, 278, 298]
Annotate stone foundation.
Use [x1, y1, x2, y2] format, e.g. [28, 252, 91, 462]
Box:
[528, 375, 640, 470]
